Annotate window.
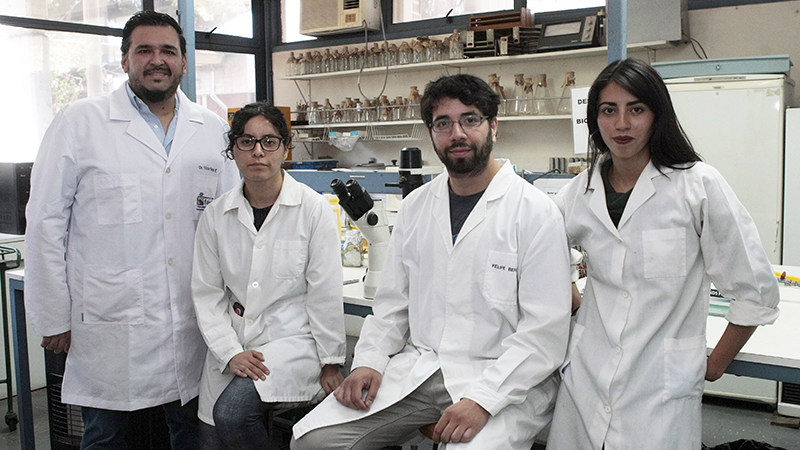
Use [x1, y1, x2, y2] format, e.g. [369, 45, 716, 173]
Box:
[195, 50, 256, 118]
[156, 0, 254, 38]
[393, 0, 514, 24]
[282, 0, 316, 43]
[1, 0, 142, 28]
[0, 25, 125, 162]
[0, 1, 264, 163]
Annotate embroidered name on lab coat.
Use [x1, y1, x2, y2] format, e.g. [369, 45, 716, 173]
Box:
[491, 263, 518, 273]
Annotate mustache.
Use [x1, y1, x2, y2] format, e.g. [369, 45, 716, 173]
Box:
[444, 140, 476, 153]
[144, 65, 172, 76]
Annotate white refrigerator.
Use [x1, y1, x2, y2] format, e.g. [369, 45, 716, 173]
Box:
[666, 74, 793, 405]
[666, 74, 791, 265]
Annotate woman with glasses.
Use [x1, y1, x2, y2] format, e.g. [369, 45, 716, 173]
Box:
[191, 102, 346, 449]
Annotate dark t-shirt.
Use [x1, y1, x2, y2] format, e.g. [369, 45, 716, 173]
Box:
[601, 159, 632, 228]
[449, 187, 485, 243]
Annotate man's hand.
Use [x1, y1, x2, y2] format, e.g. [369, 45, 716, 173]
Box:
[228, 350, 270, 380]
[433, 398, 490, 444]
[333, 367, 381, 411]
[41, 331, 71, 354]
[320, 364, 344, 395]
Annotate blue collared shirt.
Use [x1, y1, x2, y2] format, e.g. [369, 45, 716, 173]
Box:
[125, 83, 179, 156]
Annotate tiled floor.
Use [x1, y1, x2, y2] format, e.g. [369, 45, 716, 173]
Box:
[0, 389, 797, 450]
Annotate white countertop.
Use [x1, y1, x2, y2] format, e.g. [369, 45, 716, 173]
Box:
[8, 264, 799, 372]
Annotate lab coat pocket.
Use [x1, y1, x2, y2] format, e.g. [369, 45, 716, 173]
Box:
[82, 265, 144, 324]
[193, 173, 219, 221]
[663, 334, 706, 400]
[272, 240, 307, 279]
[94, 174, 142, 225]
[642, 228, 687, 279]
[483, 251, 519, 305]
[560, 323, 584, 379]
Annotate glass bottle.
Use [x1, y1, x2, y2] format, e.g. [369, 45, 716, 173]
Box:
[392, 96, 404, 121]
[378, 95, 392, 122]
[557, 71, 576, 115]
[322, 48, 333, 73]
[323, 98, 334, 124]
[341, 46, 351, 71]
[308, 101, 320, 125]
[285, 52, 297, 77]
[487, 73, 507, 116]
[406, 86, 421, 120]
[363, 99, 376, 122]
[331, 49, 342, 72]
[412, 41, 425, 64]
[398, 42, 412, 65]
[533, 74, 556, 116]
[522, 78, 534, 115]
[312, 51, 323, 74]
[449, 29, 463, 60]
[510, 73, 525, 116]
[387, 43, 399, 66]
[354, 98, 364, 123]
[303, 52, 313, 75]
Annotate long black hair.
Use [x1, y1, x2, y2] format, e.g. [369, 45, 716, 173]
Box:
[585, 58, 700, 190]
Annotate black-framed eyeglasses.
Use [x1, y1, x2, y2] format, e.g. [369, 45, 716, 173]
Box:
[235, 135, 284, 152]
[430, 114, 489, 133]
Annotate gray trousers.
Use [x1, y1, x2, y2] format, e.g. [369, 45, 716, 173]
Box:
[291, 370, 451, 450]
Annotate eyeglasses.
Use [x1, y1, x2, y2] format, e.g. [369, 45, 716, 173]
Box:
[235, 135, 284, 152]
[430, 114, 489, 133]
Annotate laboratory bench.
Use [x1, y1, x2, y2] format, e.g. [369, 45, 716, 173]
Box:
[5, 265, 800, 449]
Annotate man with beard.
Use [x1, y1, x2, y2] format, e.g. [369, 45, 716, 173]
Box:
[292, 74, 572, 449]
[25, 10, 238, 449]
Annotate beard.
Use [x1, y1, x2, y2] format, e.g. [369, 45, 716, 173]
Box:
[129, 65, 183, 103]
[434, 127, 494, 177]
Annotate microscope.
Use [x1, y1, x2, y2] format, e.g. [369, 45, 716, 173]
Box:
[331, 178, 390, 299]
[332, 147, 426, 299]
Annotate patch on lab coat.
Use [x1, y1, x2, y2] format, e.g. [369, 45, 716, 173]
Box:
[272, 240, 307, 279]
[94, 174, 143, 225]
[663, 334, 706, 401]
[194, 173, 218, 219]
[642, 228, 687, 279]
[483, 251, 519, 304]
[81, 265, 144, 324]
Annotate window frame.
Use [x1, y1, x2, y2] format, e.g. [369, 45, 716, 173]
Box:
[0, 0, 268, 100]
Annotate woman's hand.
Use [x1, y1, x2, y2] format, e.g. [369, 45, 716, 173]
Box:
[320, 364, 344, 394]
[228, 350, 270, 380]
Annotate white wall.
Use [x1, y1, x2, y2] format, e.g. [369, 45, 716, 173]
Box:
[273, 1, 800, 172]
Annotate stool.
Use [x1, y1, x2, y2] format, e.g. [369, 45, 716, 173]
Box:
[266, 389, 327, 447]
[419, 422, 439, 450]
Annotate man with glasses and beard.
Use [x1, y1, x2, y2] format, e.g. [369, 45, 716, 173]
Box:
[292, 74, 572, 450]
[25, 10, 238, 449]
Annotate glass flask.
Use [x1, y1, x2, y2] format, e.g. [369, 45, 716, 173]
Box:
[533, 74, 556, 116]
[557, 71, 576, 115]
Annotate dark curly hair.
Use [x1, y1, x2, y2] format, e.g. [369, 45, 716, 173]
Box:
[224, 102, 293, 160]
[421, 74, 501, 127]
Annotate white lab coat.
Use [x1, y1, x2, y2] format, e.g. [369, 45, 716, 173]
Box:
[295, 160, 572, 447]
[24, 84, 239, 410]
[191, 174, 346, 425]
[547, 159, 780, 450]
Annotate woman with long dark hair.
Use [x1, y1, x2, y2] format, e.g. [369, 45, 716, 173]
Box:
[546, 58, 779, 449]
